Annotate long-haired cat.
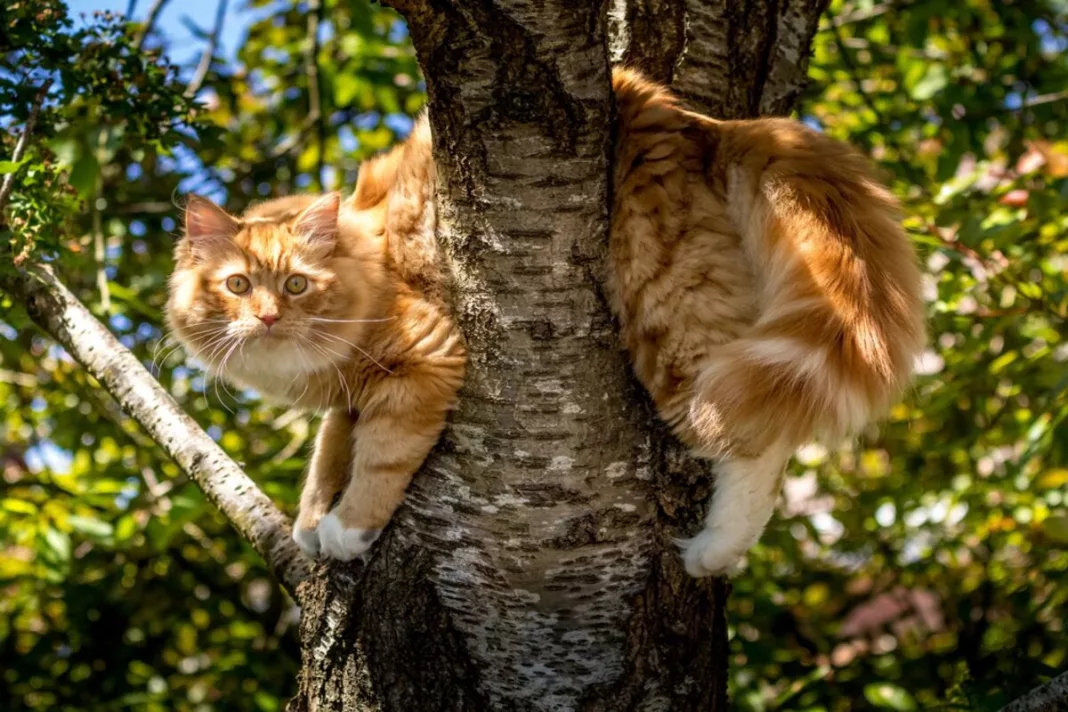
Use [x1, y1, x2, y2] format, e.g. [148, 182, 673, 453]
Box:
[333, 68, 923, 575]
[607, 69, 924, 575]
[166, 120, 466, 561]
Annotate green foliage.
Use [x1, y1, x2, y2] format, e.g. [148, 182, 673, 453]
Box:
[1, 1, 417, 709]
[1, 1, 201, 268]
[1, 0, 1065, 710]
[730, 1, 1068, 709]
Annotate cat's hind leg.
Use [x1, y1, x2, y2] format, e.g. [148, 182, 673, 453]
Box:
[679, 445, 789, 577]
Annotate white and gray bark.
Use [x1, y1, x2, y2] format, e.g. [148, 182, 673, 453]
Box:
[612, 0, 829, 118]
[1000, 671, 1068, 712]
[3, 264, 312, 596]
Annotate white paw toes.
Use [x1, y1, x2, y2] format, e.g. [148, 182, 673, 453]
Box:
[293, 525, 321, 557]
[679, 527, 747, 578]
[317, 513, 381, 562]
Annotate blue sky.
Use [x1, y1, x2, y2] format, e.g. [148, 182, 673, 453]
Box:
[68, 0, 260, 69]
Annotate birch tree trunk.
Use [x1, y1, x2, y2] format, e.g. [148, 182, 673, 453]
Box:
[289, 2, 827, 710]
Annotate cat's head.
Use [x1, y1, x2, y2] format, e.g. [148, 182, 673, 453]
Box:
[165, 192, 384, 383]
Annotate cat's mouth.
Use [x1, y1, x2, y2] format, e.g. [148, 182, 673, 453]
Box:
[252, 330, 291, 346]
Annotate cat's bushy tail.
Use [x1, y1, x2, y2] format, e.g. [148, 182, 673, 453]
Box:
[680, 120, 925, 577]
[690, 120, 926, 459]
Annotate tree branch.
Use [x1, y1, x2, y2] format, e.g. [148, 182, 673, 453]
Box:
[184, 0, 229, 99]
[303, 0, 325, 189]
[1000, 670, 1068, 712]
[134, 0, 172, 52]
[1, 263, 313, 598]
[0, 80, 52, 220]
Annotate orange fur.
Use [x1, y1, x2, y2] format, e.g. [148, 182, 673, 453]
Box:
[609, 68, 925, 574]
[166, 138, 464, 559]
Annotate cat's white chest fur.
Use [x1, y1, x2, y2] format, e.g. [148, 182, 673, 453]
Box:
[211, 339, 340, 403]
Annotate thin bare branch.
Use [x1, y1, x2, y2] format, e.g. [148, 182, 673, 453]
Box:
[92, 132, 111, 312]
[831, 1, 905, 26]
[134, 0, 173, 52]
[1021, 89, 1068, 109]
[0, 80, 53, 220]
[2, 263, 314, 598]
[185, 0, 229, 99]
[303, 0, 326, 188]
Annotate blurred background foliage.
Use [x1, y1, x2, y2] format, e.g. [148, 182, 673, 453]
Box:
[0, 0, 1065, 710]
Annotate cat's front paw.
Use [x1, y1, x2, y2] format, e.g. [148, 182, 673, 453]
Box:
[317, 512, 381, 561]
[678, 527, 747, 578]
[292, 524, 321, 557]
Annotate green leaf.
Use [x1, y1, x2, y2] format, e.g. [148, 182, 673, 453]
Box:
[864, 683, 917, 711]
[910, 65, 948, 101]
[1, 498, 38, 515]
[0, 158, 28, 174]
[1043, 516, 1068, 545]
[69, 514, 114, 540]
[989, 352, 1017, 375]
[68, 152, 100, 198]
[43, 527, 71, 562]
[114, 514, 138, 542]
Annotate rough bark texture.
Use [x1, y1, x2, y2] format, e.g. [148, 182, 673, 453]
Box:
[3, 265, 312, 595]
[613, 0, 829, 118]
[1000, 671, 1068, 712]
[290, 1, 829, 710]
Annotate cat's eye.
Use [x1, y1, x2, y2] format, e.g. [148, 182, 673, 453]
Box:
[226, 275, 250, 295]
[285, 274, 308, 295]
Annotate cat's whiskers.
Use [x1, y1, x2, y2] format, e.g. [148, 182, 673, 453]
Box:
[196, 339, 232, 374]
[199, 332, 239, 378]
[150, 335, 180, 375]
[213, 338, 247, 414]
[311, 328, 394, 375]
[197, 334, 244, 415]
[149, 332, 174, 371]
[290, 335, 320, 412]
[153, 323, 229, 375]
[151, 321, 227, 374]
[306, 316, 397, 324]
[292, 343, 313, 408]
[303, 336, 352, 408]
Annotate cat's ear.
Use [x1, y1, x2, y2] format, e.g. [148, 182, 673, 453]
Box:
[184, 195, 239, 243]
[293, 192, 340, 255]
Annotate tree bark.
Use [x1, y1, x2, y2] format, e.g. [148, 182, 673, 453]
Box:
[1000, 671, 1068, 712]
[290, 2, 827, 711]
[612, 0, 829, 118]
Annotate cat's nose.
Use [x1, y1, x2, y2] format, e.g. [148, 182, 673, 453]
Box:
[258, 313, 280, 328]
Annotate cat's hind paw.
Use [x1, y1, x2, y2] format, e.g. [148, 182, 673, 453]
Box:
[317, 513, 381, 562]
[678, 528, 747, 578]
[293, 525, 321, 557]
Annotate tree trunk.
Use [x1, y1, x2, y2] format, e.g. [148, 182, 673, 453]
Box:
[289, 2, 827, 710]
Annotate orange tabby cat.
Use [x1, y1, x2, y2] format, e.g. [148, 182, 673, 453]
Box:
[608, 69, 924, 575]
[166, 120, 465, 561]
[340, 68, 924, 576]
